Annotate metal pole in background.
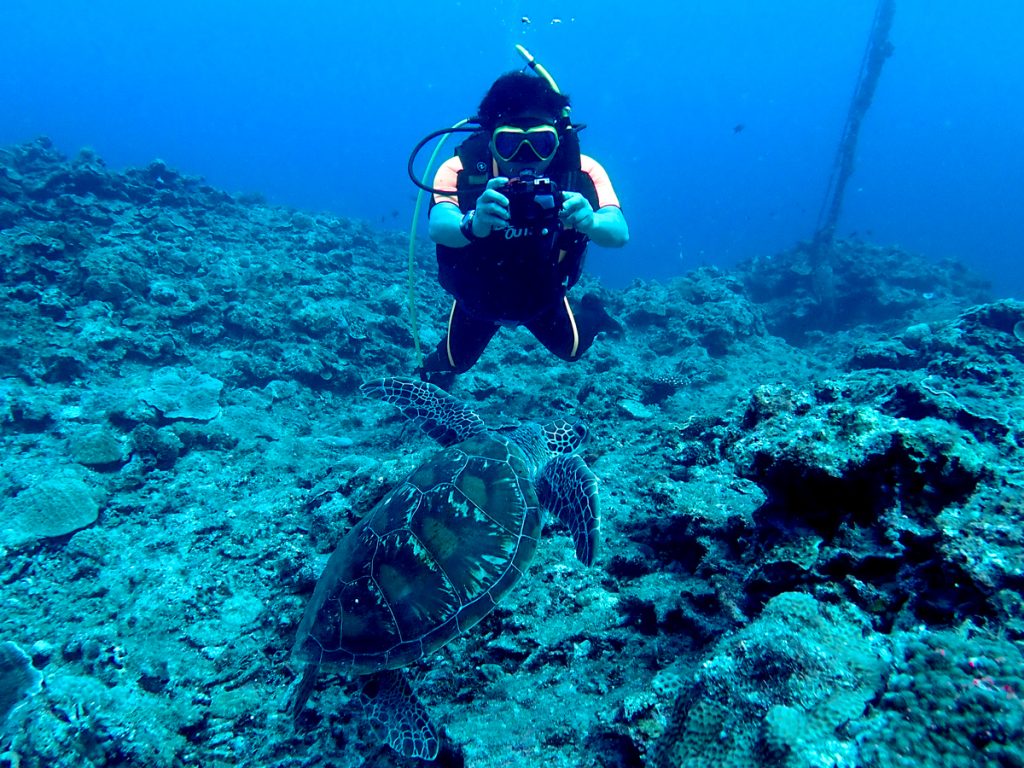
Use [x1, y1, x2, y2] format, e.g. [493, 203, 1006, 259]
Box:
[811, 0, 896, 316]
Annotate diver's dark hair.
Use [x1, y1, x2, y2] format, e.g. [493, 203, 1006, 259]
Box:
[476, 71, 570, 130]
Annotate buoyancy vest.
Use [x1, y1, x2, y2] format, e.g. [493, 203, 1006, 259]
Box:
[434, 128, 600, 323]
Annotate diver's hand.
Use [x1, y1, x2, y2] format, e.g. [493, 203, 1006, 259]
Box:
[560, 192, 596, 235]
[473, 177, 511, 235]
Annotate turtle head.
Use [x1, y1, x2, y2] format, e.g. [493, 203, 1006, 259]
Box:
[543, 419, 588, 455]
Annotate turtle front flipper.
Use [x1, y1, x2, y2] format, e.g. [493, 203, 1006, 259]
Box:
[358, 669, 440, 760]
[361, 377, 485, 446]
[537, 454, 600, 566]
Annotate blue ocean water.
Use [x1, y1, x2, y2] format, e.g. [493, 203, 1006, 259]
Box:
[3, 0, 1021, 297]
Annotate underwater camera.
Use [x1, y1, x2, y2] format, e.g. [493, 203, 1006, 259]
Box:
[501, 171, 563, 230]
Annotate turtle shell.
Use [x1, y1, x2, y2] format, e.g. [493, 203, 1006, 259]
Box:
[292, 432, 541, 674]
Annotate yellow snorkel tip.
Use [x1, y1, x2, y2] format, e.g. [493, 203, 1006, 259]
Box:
[515, 44, 570, 120]
[515, 44, 561, 95]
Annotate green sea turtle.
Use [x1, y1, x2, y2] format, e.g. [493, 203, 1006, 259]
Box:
[289, 376, 599, 759]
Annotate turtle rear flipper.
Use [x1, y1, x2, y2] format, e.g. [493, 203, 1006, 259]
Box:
[359, 669, 440, 761]
[361, 377, 485, 446]
[538, 454, 600, 566]
[283, 661, 320, 723]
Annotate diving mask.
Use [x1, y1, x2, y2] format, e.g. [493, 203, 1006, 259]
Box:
[490, 124, 560, 163]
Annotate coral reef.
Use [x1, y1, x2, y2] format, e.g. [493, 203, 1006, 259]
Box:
[650, 593, 886, 768]
[139, 367, 224, 421]
[740, 238, 991, 343]
[0, 138, 1021, 768]
[859, 627, 1024, 767]
[0, 642, 42, 730]
[2, 469, 101, 547]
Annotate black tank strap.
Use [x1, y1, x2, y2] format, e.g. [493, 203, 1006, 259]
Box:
[452, 132, 493, 213]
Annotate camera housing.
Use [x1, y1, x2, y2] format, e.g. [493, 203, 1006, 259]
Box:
[501, 171, 563, 230]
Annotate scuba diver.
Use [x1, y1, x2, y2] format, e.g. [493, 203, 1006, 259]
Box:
[411, 64, 629, 384]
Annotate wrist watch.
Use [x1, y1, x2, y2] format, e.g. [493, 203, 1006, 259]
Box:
[459, 210, 480, 242]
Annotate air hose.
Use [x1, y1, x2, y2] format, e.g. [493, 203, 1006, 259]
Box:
[406, 118, 471, 367]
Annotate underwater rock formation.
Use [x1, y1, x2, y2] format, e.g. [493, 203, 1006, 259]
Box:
[739, 238, 991, 343]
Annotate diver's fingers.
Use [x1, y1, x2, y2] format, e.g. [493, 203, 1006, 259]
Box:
[478, 198, 509, 227]
[563, 192, 591, 214]
[480, 188, 510, 208]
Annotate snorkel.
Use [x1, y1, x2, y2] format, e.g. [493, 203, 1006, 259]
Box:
[514, 44, 568, 118]
[405, 46, 568, 366]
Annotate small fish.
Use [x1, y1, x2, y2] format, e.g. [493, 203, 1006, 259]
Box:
[733, 123, 745, 134]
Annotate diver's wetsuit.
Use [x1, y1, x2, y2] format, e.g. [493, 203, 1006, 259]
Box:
[420, 136, 622, 377]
